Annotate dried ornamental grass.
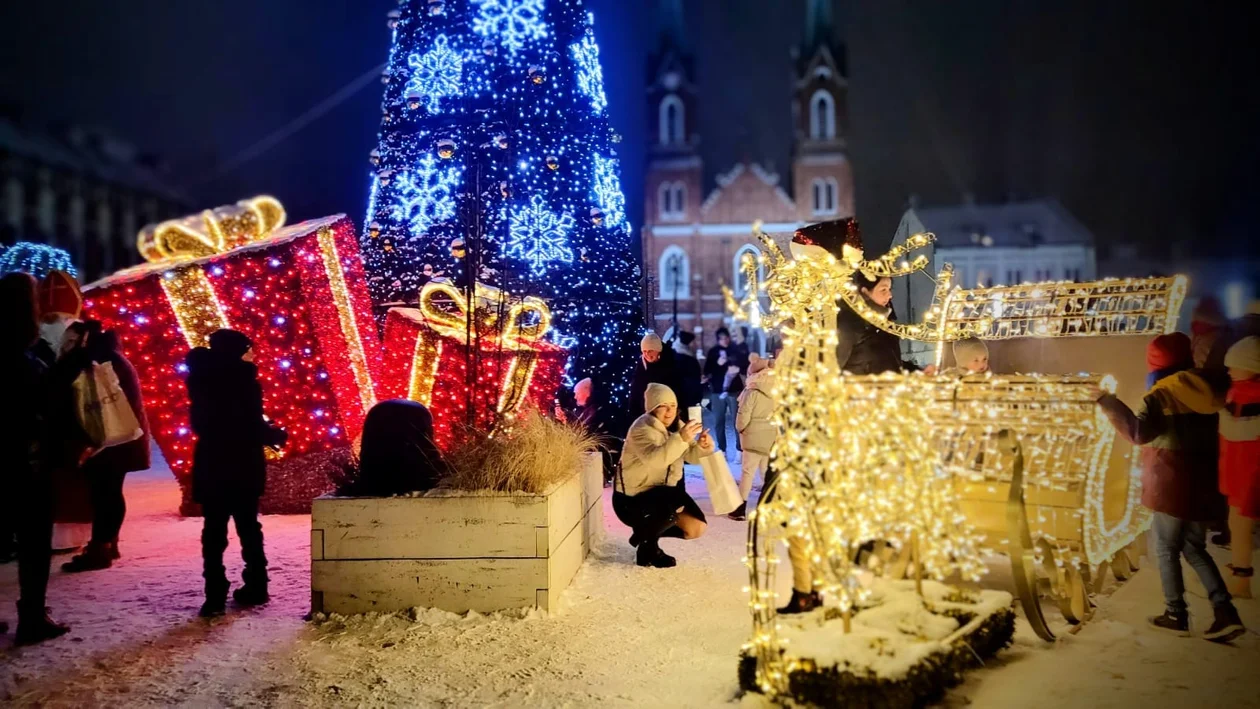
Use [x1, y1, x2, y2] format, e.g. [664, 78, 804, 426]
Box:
[442, 410, 597, 494]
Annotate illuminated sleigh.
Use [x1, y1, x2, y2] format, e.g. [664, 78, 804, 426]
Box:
[910, 275, 1187, 640]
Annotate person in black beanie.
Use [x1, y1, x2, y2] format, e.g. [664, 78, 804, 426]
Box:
[186, 329, 287, 617]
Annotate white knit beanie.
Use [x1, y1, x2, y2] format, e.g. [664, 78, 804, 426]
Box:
[644, 382, 677, 413]
[952, 337, 989, 365]
[640, 333, 664, 352]
[1225, 336, 1260, 374]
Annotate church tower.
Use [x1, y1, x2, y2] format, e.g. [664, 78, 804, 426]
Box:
[642, 0, 702, 328]
[791, 0, 854, 222]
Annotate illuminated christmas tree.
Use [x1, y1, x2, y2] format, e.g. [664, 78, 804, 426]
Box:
[362, 0, 640, 403]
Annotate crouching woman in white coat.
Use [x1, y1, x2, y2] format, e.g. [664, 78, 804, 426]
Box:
[614, 383, 712, 568]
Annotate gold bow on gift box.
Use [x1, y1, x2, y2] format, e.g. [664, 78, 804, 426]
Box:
[137, 196, 286, 263]
[408, 281, 554, 414]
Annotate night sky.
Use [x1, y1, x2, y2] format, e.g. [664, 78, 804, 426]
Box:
[2, 1, 1256, 258]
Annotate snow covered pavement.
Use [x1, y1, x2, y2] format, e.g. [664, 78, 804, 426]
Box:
[3, 460, 1259, 707]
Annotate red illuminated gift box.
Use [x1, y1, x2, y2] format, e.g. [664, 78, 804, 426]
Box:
[82, 200, 384, 515]
[378, 281, 568, 451]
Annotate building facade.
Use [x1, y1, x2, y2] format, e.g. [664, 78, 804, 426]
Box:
[915, 198, 1097, 290]
[1, 110, 189, 283]
[641, 0, 853, 352]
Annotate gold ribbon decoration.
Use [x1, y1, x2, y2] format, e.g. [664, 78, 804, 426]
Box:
[138, 196, 286, 264]
[409, 281, 553, 413]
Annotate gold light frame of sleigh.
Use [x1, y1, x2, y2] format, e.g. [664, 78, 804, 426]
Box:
[731, 222, 1186, 659]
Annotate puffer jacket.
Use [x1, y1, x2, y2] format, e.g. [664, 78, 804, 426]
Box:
[1098, 369, 1227, 521]
[736, 369, 777, 455]
[1219, 378, 1260, 518]
[618, 413, 712, 496]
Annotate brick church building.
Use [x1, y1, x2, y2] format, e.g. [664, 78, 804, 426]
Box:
[641, 0, 853, 353]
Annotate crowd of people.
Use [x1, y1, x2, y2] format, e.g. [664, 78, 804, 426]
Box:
[1, 269, 296, 641]
[3, 230, 1258, 647]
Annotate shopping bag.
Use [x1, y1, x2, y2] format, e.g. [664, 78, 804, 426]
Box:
[73, 361, 144, 451]
[699, 453, 742, 515]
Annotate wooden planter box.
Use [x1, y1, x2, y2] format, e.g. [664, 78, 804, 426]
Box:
[310, 453, 603, 615]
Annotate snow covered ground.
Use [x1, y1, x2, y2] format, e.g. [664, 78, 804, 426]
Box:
[3, 456, 1259, 708]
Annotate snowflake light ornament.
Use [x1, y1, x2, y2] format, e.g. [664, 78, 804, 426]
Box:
[591, 153, 626, 229]
[405, 34, 464, 113]
[507, 194, 575, 275]
[471, 0, 548, 58]
[570, 29, 607, 114]
[392, 153, 463, 238]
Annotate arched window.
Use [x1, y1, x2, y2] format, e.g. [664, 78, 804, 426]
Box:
[658, 181, 686, 221]
[733, 244, 763, 298]
[809, 89, 836, 141]
[659, 245, 690, 299]
[659, 94, 685, 146]
[810, 177, 838, 216]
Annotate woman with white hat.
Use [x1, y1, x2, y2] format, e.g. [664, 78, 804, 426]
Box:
[614, 383, 712, 568]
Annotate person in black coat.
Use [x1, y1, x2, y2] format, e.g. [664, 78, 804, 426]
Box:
[835, 272, 928, 375]
[346, 400, 448, 496]
[703, 327, 747, 454]
[628, 332, 682, 422]
[56, 322, 151, 572]
[0, 272, 70, 644]
[186, 329, 287, 617]
[672, 332, 704, 419]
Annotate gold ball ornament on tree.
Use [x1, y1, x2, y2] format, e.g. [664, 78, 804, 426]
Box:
[406, 91, 424, 110]
[494, 133, 509, 149]
[528, 65, 546, 85]
[499, 181, 511, 198]
[377, 169, 394, 186]
[437, 139, 456, 159]
[369, 149, 381, 166]
[482, 39, 496, 56]
[428, 0, 445, 16]
[545, 155, 560, 171]
[368, 221, 382, 238]
[449, 237, 467, 259]
[386, 9, 401, 28]
[590, 207, 604, 226]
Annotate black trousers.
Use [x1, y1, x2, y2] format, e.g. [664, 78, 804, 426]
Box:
[201, 497, 267, 591]
[15, 478, 54, 610]
[86, 464, 128, 545]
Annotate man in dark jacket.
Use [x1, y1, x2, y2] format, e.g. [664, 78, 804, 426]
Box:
[187, 329, 287, 617]
[1095, 332, 1244, 642]
[672, 332, 704, 419]
[629, 332, 681, 422]
[703, 327, 746, 454]
[59, 323, 151, 572]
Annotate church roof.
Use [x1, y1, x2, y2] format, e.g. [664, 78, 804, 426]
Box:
[916, 198, 1094, 249]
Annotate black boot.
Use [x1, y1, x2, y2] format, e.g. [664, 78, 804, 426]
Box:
[1204, 605, 1245, 643]
[200, 579, 229, 618]
[60, 542, 113, 573]
[15, 601, 70, 645]
[233, 576, 270, 607]
[636, 541, 677, 568]
[1148, 609, 1190, 636]
[629, 511, 680, 549]
[727, 502, 748, 521]
[777, 589, 822, 615]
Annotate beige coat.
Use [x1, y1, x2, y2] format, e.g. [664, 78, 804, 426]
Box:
[619, 413, 712, 496]
[736, 370, 777, 455]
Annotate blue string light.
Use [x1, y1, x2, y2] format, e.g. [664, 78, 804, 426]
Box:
[569, 25, 608, 115]
[471, 0, 550, 57]
[405, 34, 465, 113]
[0, 241, 78, 279]
[362, 0, 642, 409]
[392, 153, 464, 239]
[507, 194, 576, 275]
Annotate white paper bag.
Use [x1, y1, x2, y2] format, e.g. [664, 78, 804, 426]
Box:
[700, 454, 742, 515]
[74, 361, 144, 451]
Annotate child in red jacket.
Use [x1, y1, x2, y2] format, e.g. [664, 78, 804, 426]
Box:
[1221, 336, 1260, 599]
